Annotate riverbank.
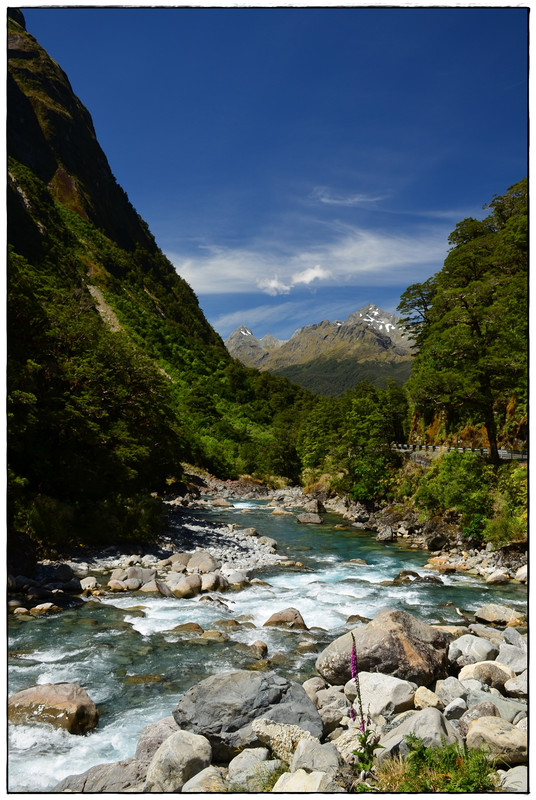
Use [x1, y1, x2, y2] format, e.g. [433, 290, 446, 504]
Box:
[8, 478, 528, 792]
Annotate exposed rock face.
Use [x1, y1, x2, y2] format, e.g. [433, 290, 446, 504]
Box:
[315, 608, 449, 686]
[172, 670, 322, 761]
[8, 682, 98, 734]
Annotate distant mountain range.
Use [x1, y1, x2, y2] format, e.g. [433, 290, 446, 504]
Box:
[225, 304, 414, 395]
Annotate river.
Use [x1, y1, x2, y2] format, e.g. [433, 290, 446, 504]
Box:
[8, 498, 527, 792]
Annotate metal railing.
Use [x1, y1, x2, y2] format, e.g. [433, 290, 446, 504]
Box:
[392, 443, 527, 462]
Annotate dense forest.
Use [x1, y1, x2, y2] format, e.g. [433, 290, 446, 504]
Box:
[7, 9, 527, 563]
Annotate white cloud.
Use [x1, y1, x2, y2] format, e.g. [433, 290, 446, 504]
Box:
[311, 186, 387, 206]
[167, 223, 448, 296]
[291, 264, 332, 286]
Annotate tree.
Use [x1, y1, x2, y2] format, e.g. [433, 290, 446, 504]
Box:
[404, 179, 527, 463]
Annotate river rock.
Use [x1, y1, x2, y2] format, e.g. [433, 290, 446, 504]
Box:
[181, 765, 227, 792]
[504, 670, 527, 699]
[272, 768, 345, 792]
[353, 672, 417, 719]
[466, 717, 527, 764]
[296, 513, 323, 524]
[127, 566, 157, 584]
[433, 676, 467, 706]
[53, 757, 147, 792]
[108, 579, 127, 591]
[458, 661, 515, 690]
[80, 576, 99, 590]
[227, 747, 269, 778]
[514, 565, 527, 583]
[413, 685, 443, 710]
[252, 719, 319, 762]
[458, 701, 500, 737]
[443, 697, 466, 721]
[172, 670, 322, 761]
[258, 535, 278, 548]
[8, 682, 98, 734]
[376, 525, 394, 541]
[170, 573, 202, 598]
[473, 603, 525, 627]
[464, 689, 527, 724]
[263, 607, 308, 629]
[497, 765, 528, 793]
[303, 676, 327, 705]
[315, 608, 449, 686]
[377, 707, 462, 762]
[502, 627, 527, 650]
[448, 634, 499, 664]
[144, 730, 212, 792]
[135, 716, 179, 762]
[201, 572, 228, 592]
[187, 550, 219, 573]
[290, 738, 341, 778]
[496, 643, 527, 674]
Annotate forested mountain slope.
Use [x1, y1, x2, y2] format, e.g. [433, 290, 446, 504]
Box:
[7, 9, 311, 559]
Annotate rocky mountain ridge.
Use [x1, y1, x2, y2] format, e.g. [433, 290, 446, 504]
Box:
[225, 304, 413, 395]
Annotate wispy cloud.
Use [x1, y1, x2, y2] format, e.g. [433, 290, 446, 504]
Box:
[311, 186, 388, 206]
[167, 223, 448, 297]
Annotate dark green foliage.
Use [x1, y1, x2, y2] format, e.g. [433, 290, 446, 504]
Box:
[413, 451, 527, 543]
[400, 180, 527, 463]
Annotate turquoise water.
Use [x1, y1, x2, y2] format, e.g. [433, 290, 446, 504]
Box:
[8, 499, 527, 791]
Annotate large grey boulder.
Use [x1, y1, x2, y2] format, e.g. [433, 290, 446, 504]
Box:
[496, 643, 527, 674]
[353, 672, 416, 719]
[172, 671, 322, 761]
[53, 758, 146, 792]
[466, 717, 528, 765]
[378, 707, 462, 762]
[8, 682, 98, 735]
[315, 608, 449, 686]
[144, 730, 212, 792]
[448, 634, 499, 664]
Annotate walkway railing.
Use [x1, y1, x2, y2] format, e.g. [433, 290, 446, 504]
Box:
[392, 443, 527, 462]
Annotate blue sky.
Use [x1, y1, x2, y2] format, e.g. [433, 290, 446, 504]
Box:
[23, 6, 528, 340]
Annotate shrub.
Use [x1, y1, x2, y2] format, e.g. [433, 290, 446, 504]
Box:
[374, 734, 498, 793]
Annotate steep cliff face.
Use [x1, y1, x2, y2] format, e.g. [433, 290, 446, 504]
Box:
[8, 9, 155, 253]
